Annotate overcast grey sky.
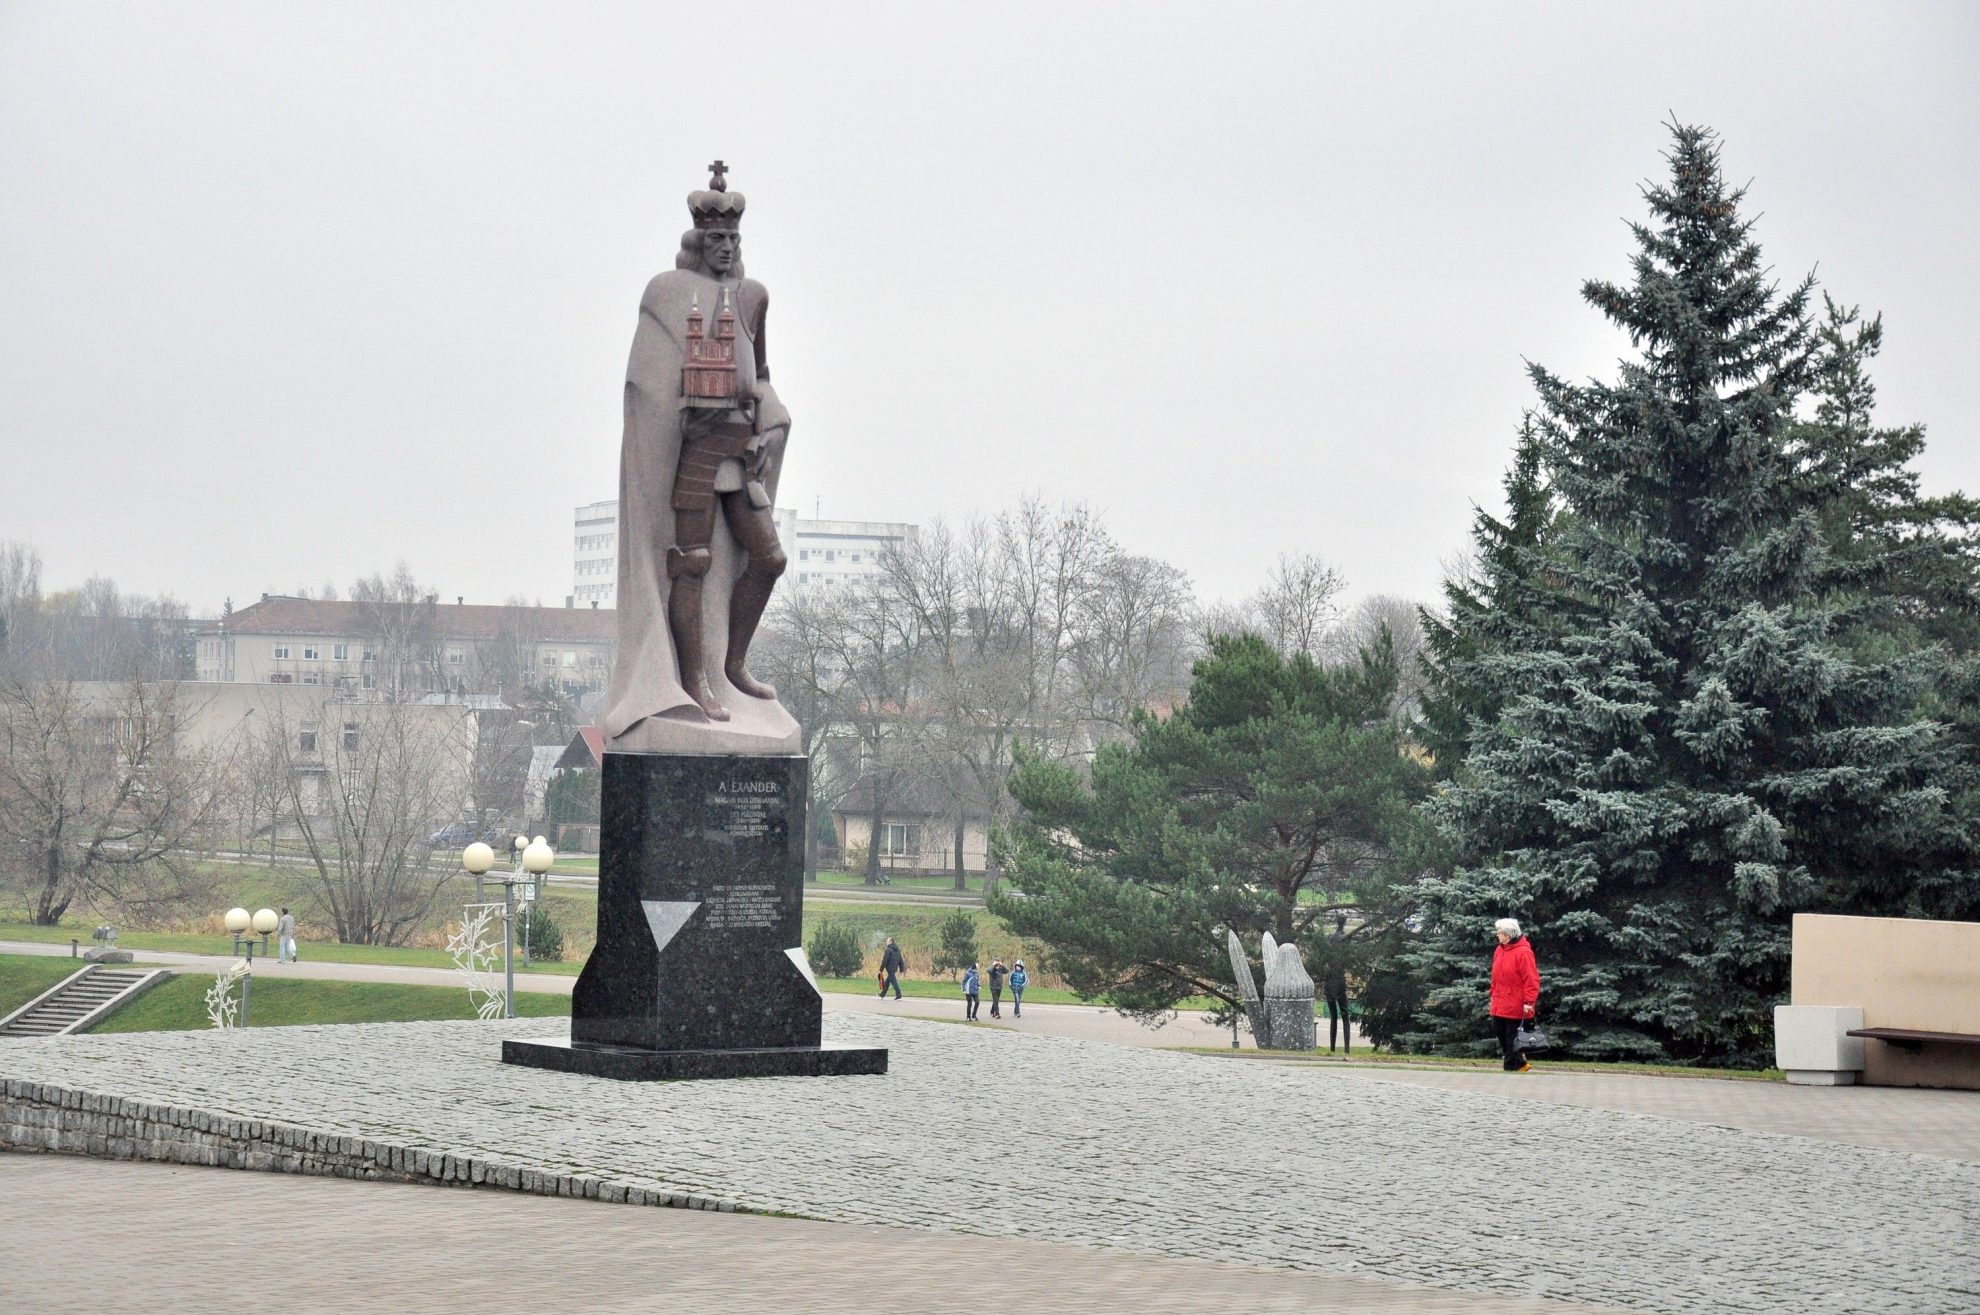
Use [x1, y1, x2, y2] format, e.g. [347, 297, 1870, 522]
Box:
[2, 2, 1975, 616]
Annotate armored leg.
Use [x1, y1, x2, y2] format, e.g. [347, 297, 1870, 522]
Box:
[667, 508, 728, 722]
[719, 490, 787, 700]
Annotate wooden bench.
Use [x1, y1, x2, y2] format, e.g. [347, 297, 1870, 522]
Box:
[1847, 1027, 1980, 1056]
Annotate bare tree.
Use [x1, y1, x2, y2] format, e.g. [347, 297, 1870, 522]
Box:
[1326, 593, 1430, 711]
[1068, 550, 1196, 743]
[0, 674, 219, 925]
[757, 587, 864, 877]
[348, 563, 444, 701]
[253, 698, 471, 945]
[0, 541, 42, 663]
[1246, 552, 1345, 660]
[810, 565, 919, 885]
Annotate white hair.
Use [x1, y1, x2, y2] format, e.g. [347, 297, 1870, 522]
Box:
[1494, 917, 1522, 938]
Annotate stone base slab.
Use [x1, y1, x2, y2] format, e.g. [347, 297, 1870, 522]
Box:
[503, 1037, 887, 1081]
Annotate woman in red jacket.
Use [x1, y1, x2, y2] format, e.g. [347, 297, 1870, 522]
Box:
[1490, 917, 1540, 1072]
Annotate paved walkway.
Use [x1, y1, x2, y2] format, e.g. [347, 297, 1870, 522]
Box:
[2, 1015, 1974, 1312]
[1315, 1062, 1980, 1161]
[0, 1155, 1614, 1314]
[0, 938, 1273, 1049]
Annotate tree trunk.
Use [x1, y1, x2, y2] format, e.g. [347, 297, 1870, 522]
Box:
[865, 775, 887, 885]
[953, 819, 966, 891]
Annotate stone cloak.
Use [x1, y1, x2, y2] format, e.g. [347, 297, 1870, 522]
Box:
[599, 268, 800, 755]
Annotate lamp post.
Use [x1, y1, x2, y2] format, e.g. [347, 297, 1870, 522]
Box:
[461, 836, 555, 1019]
[234, 956, 255, 1028]
[224, 906, 278, 958]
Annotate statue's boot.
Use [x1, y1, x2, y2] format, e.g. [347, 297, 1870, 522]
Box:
[723, 561, 781, 700]
[666, 565, 729, 722]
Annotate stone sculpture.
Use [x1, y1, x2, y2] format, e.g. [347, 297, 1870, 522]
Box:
[504, 162, 885, 1081]
[1226, 929, 1318, 1051]
[598, 160, 801, 756]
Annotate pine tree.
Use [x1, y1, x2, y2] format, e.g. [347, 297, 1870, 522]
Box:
[1409, 125, 1977, 1065]
[991, 632, 1430, 1022]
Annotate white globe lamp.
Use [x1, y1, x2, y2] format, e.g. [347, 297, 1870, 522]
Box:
[522, 840, 555, 875]
[223, 907, 251, 934]
[461, 842, 496, 875]
[251, 908, 279, 935]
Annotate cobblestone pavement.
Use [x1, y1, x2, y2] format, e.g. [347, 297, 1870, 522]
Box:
[0, 1155, 1614, 1315]
[1307, 1063, 1980, 1161]
[2, 1015, 1975, 1313]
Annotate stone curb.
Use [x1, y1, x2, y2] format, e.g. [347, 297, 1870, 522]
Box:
[0, 1078, 741, 1214]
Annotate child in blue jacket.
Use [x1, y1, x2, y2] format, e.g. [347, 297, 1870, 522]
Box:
[1009, 960, 1029, 1017]
[961, 963, 981, 1020]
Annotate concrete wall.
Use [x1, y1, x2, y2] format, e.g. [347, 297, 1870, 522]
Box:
[1790, 913, 1980, 1090]
[837, 814, 991, 874]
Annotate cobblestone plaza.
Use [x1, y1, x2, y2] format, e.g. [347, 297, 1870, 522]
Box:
[2, 1014, 1976, 1312]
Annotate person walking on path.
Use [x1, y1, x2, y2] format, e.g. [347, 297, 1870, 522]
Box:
[1324, 913, 1351, 1053]
[1489, 917, 1540, 1072]
[276, 909, 298, 964]
[962, 962, 981, 1021]
[878, 936, 905, 1000]
[987, 958, 1008, 1018]
[1009, 959, 1028, 1017]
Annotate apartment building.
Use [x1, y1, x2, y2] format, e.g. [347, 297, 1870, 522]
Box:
[570, 502, 913, 606]
[195, 595, 617, 698]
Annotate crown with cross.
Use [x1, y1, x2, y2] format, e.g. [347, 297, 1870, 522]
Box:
[688, 159, 746, 230]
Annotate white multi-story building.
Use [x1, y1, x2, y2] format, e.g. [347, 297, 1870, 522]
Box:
[571, 500, 619, 607]
[570, 502, 914, 605]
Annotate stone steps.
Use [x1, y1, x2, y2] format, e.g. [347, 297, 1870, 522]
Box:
[0, 967, 170, 1038]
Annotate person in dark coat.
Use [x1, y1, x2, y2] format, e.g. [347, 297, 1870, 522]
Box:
[987, 959, 1008, 1018]
[1323, 913, 1351, 1053]
[878, 936, 905, 1000]
[1489, 917, 1540, 1072]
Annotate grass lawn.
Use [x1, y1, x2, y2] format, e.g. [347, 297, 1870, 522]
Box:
[0, 952, 91, 1017]
[87, 971, 572, 1033]
[810, 868, 984, 896]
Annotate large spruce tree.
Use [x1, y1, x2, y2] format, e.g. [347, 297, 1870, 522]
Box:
[1409, 125, 1977, 1065]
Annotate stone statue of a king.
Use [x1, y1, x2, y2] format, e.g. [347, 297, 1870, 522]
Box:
[599, 160, 801, 755]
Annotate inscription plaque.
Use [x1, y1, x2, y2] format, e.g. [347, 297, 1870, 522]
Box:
[503, 752, 887, 1081]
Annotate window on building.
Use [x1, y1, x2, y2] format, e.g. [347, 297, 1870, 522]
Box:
[542, 653, 556, 668]
[563, 651, 577, 667]
[301, 672, 320, 685]
[825, 550, 836, 562]
[881, 823, 921, 857]
[332, 643, 349, 661]
[298, 725, 317, 754]
[799, 549, 809, 561]
[269, 673, 293, 684]
[342, 767, 362, 805]
[362, 646, 378, 662]
[447, 649, 464, 665]
[360, 673, 376, 690]
[851, 553, 861, 563]
[342, 723, 360, 752]
[302, 645, 319, 661]
[272, 644, 290, 660]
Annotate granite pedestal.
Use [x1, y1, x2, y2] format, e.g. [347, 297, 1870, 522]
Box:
[505, 751, 886, 1081]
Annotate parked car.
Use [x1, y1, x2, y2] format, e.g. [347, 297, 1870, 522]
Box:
[428, 821, 509, 847]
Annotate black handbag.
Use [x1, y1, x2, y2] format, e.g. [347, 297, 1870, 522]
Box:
[1515, 1022, 1551, 1052]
